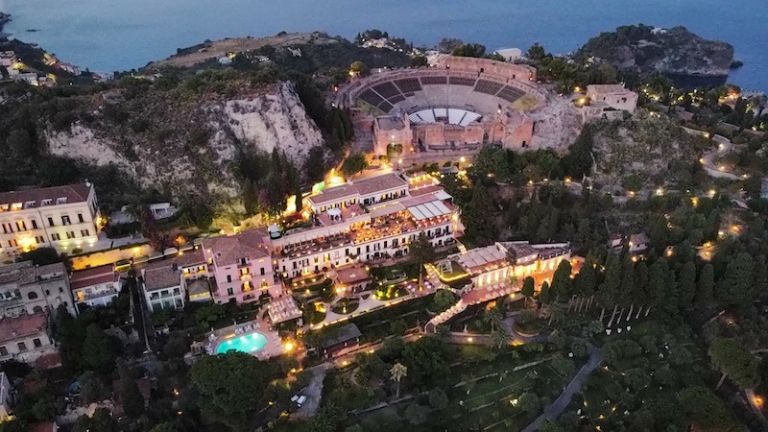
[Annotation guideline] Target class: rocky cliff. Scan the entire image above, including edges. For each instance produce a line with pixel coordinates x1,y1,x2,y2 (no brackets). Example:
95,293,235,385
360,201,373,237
45,81,324,199
579,25,734,77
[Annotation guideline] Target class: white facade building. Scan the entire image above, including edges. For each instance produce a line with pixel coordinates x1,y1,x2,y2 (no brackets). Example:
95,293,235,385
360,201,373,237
70,264,121,308
142,266,185,312
0,261,77,317
0,183,101,258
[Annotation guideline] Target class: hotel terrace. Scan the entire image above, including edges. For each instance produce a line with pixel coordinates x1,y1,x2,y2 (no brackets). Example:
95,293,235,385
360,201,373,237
202,171,463,304
434,241,572,289
274,171,462,279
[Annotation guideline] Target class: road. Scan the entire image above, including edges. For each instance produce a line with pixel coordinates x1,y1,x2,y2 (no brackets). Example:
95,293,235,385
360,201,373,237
522,343,603,432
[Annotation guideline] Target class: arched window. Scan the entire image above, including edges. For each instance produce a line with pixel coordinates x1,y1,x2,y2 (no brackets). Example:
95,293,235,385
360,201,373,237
27,292,39,300
32,306,43,314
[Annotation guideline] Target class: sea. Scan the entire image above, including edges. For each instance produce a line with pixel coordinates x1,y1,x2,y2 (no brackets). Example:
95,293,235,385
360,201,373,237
1,0,766,92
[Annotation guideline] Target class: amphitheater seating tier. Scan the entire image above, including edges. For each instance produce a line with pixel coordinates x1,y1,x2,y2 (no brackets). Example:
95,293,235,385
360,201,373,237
373,82,401,98
420,76,448,85
474,79,504,95
394,78,422,93
449,76,476,86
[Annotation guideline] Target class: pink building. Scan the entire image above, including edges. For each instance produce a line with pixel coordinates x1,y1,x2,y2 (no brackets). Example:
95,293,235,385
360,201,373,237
202,230,282,304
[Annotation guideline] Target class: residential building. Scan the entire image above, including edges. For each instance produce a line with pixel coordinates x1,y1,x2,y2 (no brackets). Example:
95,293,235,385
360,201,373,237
69,264,121,308
0,312,56,363
203,230,280,304
0,261,77,317
0,183,101,257
141,266,184,312
148,202,178,220
0,372,11,422
176,249,211,302
581,84,638,122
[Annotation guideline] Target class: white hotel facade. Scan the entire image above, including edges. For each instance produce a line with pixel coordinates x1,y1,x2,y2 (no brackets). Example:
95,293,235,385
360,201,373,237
0,183,102,257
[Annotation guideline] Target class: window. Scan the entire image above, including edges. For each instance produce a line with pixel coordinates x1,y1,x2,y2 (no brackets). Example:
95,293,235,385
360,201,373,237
80,229,90,237
62,215,71,225
58,287,63,293
51,233,60,241
226,287,234,296
66,232,74,239
260,267,265,276
77,213,84,223
27,292,38,300
1,224,7,234
17,342,27,352
45,289,50,296
32,306,43,313
226,275,232,283
47,217,54,227
41,199,52,206
7,240,16,248
0,346,6,356
31,219,38,229
15,220,26,231
32,338,42,348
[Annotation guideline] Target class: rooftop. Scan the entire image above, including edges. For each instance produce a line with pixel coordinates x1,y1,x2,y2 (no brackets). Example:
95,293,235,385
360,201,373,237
0,261,67,287
203,229,271,267
0,312,47,344
455,244,509,274
587,84,633,95
0,183,92,211
320,323,362,348
143,266,181,292
376,115,406,131
353,173,408,196
334,264,371,285
70,264,119,290
267,296,302,324
309,173,408,206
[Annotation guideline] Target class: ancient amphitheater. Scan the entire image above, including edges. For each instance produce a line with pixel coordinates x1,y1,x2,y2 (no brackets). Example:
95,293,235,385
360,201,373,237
337,55,557,164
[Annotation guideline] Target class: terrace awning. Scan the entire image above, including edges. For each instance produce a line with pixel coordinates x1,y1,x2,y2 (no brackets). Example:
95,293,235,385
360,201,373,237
407,200,451,221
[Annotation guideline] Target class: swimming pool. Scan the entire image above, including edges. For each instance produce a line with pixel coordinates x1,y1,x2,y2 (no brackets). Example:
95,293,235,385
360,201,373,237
215,332,269,355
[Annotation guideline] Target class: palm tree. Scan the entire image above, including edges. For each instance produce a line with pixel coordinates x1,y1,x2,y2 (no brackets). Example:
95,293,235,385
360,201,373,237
390,362,408,399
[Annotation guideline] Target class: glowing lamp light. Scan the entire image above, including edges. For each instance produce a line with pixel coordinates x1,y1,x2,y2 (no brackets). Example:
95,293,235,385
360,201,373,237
283,340,296,353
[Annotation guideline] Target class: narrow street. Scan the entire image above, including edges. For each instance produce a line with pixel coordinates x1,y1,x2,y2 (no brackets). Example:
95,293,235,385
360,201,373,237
128,273,153,353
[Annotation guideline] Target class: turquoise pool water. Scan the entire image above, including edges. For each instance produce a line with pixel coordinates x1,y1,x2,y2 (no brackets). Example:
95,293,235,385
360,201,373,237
215,332,268,355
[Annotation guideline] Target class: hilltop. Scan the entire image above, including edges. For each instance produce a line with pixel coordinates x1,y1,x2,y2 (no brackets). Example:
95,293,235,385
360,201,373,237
579,24,735,78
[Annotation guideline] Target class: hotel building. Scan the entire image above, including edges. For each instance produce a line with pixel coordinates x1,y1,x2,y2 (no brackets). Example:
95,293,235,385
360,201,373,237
203,171,463,304
0,183,101,257
435,241,572,289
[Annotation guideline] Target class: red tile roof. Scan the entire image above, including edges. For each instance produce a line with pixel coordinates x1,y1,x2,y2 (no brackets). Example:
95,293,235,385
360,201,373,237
0,183,91,210
203,229,271,267
0,312,48,343
70,264,119,290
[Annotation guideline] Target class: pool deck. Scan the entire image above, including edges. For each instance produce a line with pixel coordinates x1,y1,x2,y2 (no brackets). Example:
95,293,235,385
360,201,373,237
208,318,285,360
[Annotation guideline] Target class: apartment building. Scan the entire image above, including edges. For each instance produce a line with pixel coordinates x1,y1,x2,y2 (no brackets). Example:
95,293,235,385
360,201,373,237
0,261,77,317
142,266,185,312
0,183,101,257
202,230,280,304
70,264,121,308
0,312,56,364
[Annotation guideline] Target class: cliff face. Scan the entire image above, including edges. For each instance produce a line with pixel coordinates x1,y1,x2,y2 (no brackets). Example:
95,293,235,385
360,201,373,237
45,81,324,199
580,25,734,77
